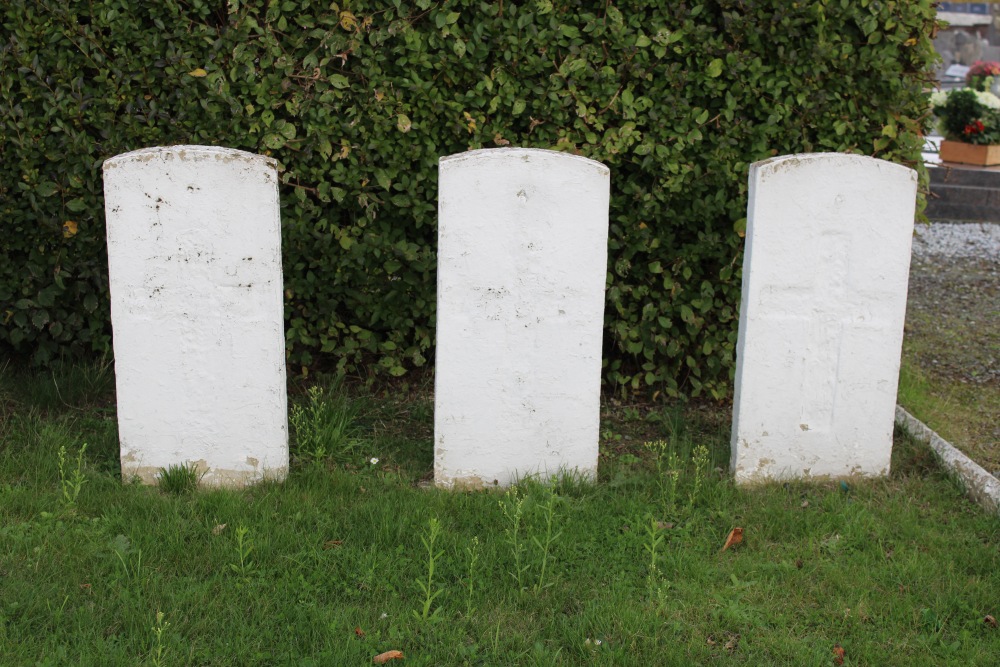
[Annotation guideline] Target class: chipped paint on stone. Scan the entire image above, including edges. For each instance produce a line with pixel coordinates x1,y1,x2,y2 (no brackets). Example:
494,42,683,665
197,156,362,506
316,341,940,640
104,145,288,488
731,153,917,483
434,148,609,488
124,461,288,488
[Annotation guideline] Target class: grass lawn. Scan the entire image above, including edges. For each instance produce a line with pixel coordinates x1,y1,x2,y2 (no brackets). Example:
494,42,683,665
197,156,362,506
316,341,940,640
897,357,1000,476
1,362,998,665
898,244,999,476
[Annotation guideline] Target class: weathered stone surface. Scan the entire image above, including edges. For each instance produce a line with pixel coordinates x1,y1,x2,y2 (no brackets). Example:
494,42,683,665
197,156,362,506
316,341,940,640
731,153,917,483
434,148,610,488
104,146,288,487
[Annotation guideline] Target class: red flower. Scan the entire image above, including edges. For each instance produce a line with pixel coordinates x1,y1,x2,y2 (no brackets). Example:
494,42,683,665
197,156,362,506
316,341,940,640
964,120,986,136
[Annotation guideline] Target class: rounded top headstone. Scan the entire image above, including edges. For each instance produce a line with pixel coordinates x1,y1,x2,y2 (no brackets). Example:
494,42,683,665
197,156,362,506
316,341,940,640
751,152,916,185
103,145,277,173
439,147,609,176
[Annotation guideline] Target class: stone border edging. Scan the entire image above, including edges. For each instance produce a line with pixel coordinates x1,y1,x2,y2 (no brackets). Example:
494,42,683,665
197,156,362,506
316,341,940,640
895,405,1000,514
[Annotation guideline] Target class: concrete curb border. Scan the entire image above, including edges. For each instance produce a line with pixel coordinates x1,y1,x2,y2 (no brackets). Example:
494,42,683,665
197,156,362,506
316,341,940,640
895,405,1000,515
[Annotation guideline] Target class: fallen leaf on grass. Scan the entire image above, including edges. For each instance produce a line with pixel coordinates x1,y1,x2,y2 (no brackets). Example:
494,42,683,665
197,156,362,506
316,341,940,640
212,524,227,535
655,521,674,530
355,626,365,637
373,650,404,664
985,615,998,628
800,500,809,508
324,539,344,549
833,643,845,665
724,634,739,653
721,527,744,552
79,583,92,593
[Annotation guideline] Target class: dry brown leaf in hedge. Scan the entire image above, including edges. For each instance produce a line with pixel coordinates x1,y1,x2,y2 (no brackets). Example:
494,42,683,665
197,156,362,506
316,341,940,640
721,527,744,552
373,650,404,664
339,11,357,31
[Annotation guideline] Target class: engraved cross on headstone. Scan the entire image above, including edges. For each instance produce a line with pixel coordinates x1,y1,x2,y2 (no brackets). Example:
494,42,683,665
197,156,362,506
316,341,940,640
731,153,917,482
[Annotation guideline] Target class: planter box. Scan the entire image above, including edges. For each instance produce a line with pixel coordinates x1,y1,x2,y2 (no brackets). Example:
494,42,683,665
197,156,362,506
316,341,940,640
939,140,1000,166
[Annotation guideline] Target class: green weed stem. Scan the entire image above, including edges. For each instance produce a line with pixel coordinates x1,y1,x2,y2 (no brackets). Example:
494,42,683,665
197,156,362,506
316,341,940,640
413,517,445,621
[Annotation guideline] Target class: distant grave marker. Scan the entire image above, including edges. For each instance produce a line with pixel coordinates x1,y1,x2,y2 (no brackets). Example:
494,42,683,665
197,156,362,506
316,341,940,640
103,146,288,487
731,153,917,482
434,148,610,488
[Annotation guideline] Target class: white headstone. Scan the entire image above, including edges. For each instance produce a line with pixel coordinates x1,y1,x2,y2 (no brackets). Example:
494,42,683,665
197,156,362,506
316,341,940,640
435,148,610,488
103,146,288,487
731,153,917,483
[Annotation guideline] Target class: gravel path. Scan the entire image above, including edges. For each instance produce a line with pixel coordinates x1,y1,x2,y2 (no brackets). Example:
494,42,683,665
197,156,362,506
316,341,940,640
908,221,999,387
912,222,1000,262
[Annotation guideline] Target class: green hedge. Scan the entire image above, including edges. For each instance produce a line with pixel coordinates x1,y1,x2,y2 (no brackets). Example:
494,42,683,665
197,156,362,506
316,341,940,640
0,0,938,398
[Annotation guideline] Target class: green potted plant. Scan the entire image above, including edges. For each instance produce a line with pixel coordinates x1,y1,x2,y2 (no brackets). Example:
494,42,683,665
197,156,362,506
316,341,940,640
930,87,1000,166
